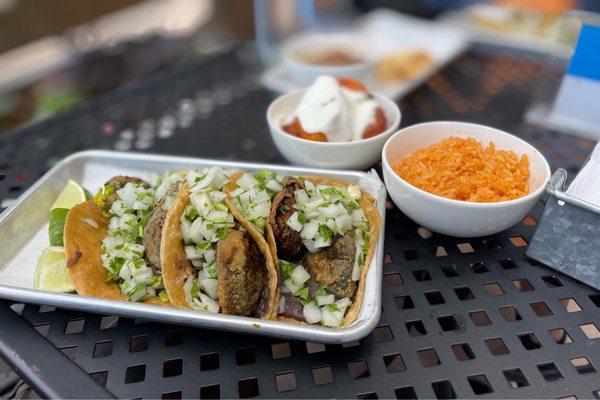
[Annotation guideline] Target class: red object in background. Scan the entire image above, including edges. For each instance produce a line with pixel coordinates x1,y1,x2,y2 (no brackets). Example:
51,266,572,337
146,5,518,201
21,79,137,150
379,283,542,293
362,108,386,139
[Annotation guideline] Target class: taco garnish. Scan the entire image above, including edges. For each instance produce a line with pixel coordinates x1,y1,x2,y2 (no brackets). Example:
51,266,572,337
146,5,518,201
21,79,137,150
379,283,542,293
271,176,380,327
161,167,278,318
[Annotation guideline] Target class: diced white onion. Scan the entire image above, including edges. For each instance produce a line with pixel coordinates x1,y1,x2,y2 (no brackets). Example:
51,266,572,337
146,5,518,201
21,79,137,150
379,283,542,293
207,210,228,223
185,246,203,259
200,220,217,242
300,220,319,240
236,173,256,190
116,183,137,208
200,278,218,299
118,264,132,281
291,265,311,286
319,203,346,218
186,170,200,188
335,215,352,232
102,236,123,251
211,167,229,190
304,180,316,194
190,192,213,217
303,196,325,211
321,307,343,327
336,297,352,309
229,187,245,197
132,200,149,210
210,191,227,201
204,249,216,264
180,219,192,242
191,168,216,192
255,190,270,203
286,211,303,232
314,235,331,249
188,218,205,243
278,296,286,313
347,185,361,200
108,217,119,231
351,209,366,225
317,294,335,306
294,189,309,204
199,293,220,313
266,179,283,192
303,303,322,324
284,278,301,294
302,239,319,253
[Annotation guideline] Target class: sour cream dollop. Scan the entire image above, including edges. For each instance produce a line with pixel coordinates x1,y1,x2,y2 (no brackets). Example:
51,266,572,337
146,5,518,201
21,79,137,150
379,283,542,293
283,76,386,142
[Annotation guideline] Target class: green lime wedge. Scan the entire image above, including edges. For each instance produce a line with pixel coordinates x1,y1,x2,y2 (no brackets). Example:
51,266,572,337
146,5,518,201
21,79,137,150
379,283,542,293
34,246,75,293
50,180,87,210
49,208,69,246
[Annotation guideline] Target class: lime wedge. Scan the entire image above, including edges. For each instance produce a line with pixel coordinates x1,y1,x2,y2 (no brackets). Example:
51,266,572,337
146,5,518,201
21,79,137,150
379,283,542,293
50,180,87,210
49,208,69,246
34,246,75,293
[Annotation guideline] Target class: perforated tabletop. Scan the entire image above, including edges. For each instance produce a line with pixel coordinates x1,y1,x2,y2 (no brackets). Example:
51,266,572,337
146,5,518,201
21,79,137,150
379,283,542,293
0,44,599,399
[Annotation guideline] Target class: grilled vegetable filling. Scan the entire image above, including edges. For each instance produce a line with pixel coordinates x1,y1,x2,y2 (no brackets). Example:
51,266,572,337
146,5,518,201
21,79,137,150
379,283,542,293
180,167,235,312
99,179,167,302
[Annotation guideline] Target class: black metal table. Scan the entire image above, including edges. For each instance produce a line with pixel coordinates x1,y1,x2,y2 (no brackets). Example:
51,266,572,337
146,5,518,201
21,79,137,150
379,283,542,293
0,44,599,400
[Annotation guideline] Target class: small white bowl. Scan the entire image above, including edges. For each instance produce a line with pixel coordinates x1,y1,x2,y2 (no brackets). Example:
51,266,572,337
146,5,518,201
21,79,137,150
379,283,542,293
381,121,551,237
281,33,376,86
267,90,401,170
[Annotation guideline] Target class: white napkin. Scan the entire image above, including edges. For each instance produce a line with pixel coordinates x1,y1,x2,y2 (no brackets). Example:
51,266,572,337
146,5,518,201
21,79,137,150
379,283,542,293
566,141,600,205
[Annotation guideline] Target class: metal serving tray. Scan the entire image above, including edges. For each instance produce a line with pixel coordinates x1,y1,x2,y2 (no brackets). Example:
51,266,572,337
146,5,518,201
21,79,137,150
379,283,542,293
0,150,386,343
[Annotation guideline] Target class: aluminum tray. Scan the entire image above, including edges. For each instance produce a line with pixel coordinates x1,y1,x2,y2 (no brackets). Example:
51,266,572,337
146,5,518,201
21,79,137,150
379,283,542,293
0,150,386,343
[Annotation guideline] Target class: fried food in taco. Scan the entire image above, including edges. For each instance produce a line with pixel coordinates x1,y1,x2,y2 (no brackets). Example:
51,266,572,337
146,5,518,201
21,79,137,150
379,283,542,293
64,174,183,304
160,167,278,318
223,171,381,327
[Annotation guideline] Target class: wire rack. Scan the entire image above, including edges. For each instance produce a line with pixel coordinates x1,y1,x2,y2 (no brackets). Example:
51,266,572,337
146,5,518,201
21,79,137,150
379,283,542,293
0,44,599,399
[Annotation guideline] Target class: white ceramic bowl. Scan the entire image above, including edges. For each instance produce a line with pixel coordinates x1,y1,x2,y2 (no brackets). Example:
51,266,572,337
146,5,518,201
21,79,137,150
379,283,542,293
267,90,401,169
281,34,376,86
382,121,551,237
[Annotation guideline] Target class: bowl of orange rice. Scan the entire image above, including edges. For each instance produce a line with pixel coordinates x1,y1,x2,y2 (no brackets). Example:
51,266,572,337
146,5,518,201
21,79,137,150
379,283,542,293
381,121,551,237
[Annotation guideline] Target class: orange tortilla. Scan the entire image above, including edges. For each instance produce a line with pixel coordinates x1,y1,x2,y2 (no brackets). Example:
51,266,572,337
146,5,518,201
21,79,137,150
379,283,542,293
64,200,169,306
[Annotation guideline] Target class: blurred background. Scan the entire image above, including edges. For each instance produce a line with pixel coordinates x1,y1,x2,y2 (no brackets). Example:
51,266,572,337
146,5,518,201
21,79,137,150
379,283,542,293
0,0,597,132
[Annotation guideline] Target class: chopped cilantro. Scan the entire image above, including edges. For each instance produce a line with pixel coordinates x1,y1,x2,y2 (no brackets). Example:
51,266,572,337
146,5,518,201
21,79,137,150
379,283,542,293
279,260,295,279
191,280,199,300
159,290,169,302
315,286,328,297
206,262,217,279
184,205,199,220
327,303,340,312
150,275,164,289
196,241,211,250
318,225,333,242
294,286,310,300
297,211,307,224
215,226,231,239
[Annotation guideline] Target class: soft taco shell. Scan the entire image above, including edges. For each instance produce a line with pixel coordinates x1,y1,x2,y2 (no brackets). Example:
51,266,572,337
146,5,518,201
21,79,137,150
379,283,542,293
64,200,168,306
272,176,381,327
161,183,279,319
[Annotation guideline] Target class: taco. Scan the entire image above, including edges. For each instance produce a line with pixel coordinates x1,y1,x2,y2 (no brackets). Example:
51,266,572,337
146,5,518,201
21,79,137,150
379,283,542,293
223,171,381,327
160,167,279,319
64,174,183,304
